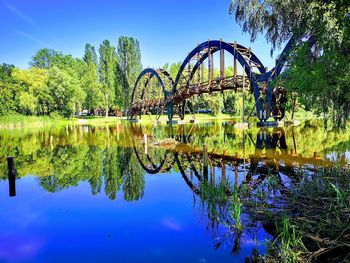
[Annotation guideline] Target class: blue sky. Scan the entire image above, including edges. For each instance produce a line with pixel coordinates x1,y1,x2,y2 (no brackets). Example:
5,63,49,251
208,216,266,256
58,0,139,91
0,0,280,70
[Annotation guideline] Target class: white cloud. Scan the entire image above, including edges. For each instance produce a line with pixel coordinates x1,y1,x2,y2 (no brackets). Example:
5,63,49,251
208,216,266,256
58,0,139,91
3,2,37,26
16,30,53,48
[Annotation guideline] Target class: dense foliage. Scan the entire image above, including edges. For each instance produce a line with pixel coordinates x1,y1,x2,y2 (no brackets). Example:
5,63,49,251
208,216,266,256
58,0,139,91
230,0,350,125
0,36,142,117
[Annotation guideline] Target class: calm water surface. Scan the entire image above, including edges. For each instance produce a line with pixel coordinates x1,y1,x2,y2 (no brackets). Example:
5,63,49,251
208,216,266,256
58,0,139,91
0,120,349,262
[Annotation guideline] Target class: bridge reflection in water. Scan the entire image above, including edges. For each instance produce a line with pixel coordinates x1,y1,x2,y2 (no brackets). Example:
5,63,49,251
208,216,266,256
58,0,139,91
132,123,335,194
130,123,347,258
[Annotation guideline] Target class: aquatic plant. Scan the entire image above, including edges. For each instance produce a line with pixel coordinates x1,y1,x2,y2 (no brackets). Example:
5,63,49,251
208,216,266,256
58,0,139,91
231,187,243,231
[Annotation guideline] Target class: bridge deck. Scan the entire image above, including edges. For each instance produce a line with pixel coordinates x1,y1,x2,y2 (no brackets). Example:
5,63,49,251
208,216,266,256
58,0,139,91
131,75,250,112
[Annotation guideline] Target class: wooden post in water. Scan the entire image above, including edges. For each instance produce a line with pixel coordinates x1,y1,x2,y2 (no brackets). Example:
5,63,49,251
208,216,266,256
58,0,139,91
202,144,208,181
7,157,16,197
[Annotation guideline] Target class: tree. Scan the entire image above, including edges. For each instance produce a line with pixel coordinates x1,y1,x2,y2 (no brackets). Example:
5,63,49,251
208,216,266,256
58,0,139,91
117,36,142,111
83,44,98,67
279,44,350,126
229,0,350,126
30,48,59,68
83,43,103,114
229,0,350,52
48,67,76,117
0,64,18,115
49,54,87,115
99,40,117,116
11,67,50,115
163,61,181,80
0,36,145,118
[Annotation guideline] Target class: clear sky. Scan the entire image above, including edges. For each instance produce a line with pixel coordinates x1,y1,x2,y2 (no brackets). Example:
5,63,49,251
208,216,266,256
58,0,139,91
0,0,280,70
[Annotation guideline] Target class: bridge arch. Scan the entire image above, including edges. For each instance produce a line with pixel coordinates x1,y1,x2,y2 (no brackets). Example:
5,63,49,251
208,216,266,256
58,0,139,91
129,68,174,120
129,38,309,122
173,40,266,92
164,40,267,120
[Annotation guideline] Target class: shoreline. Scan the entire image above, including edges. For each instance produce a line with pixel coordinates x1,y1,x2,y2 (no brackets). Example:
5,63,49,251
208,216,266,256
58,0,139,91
0,112,318,130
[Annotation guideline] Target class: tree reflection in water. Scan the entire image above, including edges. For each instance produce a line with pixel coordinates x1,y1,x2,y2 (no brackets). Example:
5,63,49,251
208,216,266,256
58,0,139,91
1,121,349,260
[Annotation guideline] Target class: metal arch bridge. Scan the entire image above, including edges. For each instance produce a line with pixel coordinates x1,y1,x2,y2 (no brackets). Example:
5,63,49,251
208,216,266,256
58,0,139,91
128,37,302,122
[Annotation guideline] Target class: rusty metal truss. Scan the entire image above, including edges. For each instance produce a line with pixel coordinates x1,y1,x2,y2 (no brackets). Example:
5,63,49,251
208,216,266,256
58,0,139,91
129,38,313,122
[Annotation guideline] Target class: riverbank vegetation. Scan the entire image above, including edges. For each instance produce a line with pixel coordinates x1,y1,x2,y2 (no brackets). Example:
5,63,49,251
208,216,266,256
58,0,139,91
190,145,350,261
0,36,142,118
240,165,350,262
230,0,350,127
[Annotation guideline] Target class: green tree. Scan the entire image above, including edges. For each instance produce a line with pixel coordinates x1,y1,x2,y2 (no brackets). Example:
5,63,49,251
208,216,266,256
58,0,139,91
229,0,350,125
12,67,50,115
99,40,117,116
50,54,87,115
83,43,98,67
163,61,182,83
30,48,59,68
117,36,142,111
0,64,18,115
48,67,76,117
229,0,350,52
83,43,103,114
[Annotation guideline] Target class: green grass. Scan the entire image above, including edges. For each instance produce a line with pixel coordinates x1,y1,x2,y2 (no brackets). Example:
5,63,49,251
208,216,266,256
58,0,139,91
231,187,243,231
0,114,124,129
0,114,72,129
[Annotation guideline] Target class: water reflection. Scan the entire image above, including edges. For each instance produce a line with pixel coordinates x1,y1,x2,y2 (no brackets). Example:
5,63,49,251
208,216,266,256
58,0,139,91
132,124,343,194
0,121,350,261
130,123,350,258
1,121,349,201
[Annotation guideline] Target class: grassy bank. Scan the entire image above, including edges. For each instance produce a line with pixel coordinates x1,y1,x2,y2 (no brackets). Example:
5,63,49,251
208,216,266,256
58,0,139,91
0,110,320,129
0,114,74,129
0,113,236,129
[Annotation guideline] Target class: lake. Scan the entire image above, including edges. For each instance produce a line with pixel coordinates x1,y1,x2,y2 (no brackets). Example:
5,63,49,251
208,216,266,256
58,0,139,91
1,120,349,262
